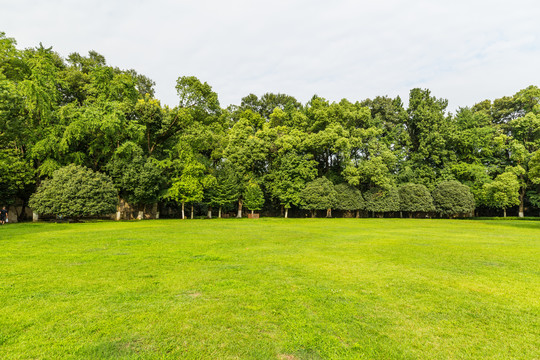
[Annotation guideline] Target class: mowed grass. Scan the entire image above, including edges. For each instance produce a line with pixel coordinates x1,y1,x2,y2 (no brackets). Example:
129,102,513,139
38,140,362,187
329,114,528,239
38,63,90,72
0,219,538,359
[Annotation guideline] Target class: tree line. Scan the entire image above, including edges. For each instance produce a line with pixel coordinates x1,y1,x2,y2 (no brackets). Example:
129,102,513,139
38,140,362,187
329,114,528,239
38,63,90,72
1,32,539,220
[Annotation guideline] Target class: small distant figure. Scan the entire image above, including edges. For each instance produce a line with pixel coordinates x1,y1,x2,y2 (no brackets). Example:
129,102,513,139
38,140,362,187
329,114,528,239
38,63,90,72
0,206,8,225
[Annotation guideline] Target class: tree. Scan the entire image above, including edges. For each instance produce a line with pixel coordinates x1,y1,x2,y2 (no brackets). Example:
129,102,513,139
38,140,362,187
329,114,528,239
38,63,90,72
166,157,215,219
398,183,435,217
432,181,475,217
105,142,165,212
299,177,338,217
207,162,240,218
240,92,302,123
482,171,520,217
0,150,36,210
224,115,268,217
489,86,540,217
266,151,317,218
404,88,453,188
334,183,364,217
530,150,540,185
29,164,117,219
243,182,265,215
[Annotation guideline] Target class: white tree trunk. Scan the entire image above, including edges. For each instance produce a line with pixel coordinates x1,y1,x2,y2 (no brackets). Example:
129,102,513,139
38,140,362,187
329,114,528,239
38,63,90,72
181,202,185,219
218,206,222,218
285,208,288,218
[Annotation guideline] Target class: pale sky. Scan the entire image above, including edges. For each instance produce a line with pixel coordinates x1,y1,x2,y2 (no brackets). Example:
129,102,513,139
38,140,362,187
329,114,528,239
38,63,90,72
2,0,540,112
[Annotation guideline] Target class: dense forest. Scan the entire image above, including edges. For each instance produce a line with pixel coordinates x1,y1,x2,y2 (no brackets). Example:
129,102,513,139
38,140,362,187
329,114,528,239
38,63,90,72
1,32,539,220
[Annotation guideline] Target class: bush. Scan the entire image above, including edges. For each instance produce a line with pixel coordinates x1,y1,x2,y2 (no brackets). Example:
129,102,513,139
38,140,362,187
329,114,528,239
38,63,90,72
364,187,400,215
29,164,118,219
398,183,435,215
300,177,338,217
432,180,475,217
334,183,364,215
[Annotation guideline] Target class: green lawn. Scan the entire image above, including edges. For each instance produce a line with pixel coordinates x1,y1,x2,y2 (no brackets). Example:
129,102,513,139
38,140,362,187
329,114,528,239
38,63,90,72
0,219,538,359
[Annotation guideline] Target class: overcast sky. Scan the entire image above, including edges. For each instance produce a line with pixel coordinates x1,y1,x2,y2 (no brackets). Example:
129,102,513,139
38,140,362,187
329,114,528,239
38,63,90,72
2,0,540,112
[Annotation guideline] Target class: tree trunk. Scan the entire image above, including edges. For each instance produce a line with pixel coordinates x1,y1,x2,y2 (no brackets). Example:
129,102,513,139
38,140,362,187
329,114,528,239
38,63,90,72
409,213,413,219
208,206,212,219
191,205,194,219
218,206,222,218
251,209,254,215
519,187,525,217
311,209,316,218
503,208,507,218
356,210,360,218
18,200,27,221
285,208,289,218
181,202,185,220
400,211,403,218
326,208,332,218
237,199,243,218
280,205,284,217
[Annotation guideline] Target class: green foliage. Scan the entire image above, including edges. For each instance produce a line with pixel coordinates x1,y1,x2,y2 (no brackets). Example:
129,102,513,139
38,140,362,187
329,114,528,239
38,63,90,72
2,33,540,217
432,181,475,216
176,76,220,118
482,172,521,211
207,162,240,209
243,182,265,212
29,164,117,218
105,142,165,205
363,187,400,213
166,157,215,206
0,150,35,205
529,150,540,184
334,183,364,211
299,177,338,211
266,152,317,209
398,183,435,213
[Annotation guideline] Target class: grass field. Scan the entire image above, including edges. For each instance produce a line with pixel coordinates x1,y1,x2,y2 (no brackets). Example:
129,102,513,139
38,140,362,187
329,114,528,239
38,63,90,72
0,218,538,359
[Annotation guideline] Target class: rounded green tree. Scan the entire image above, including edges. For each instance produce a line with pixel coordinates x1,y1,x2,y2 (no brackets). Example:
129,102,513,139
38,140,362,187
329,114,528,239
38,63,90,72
29,164,118,220
364,187,400,217
432,180,475,217
334,183,364,217
300,177,338,218
398,183,435,217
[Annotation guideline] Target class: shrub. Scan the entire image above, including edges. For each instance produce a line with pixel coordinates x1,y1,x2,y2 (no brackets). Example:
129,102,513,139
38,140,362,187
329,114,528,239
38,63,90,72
29,164,117,219
334,183,364,216
300,177,338,217
364,187,400,215
398,183,435,215
432,180,475,217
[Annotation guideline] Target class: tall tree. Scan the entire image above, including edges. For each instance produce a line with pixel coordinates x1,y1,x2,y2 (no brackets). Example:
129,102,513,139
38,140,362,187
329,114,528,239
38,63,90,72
266,151,317,218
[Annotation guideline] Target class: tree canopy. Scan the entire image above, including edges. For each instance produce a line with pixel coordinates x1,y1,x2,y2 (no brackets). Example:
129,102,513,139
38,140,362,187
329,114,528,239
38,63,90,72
2,32,540,219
